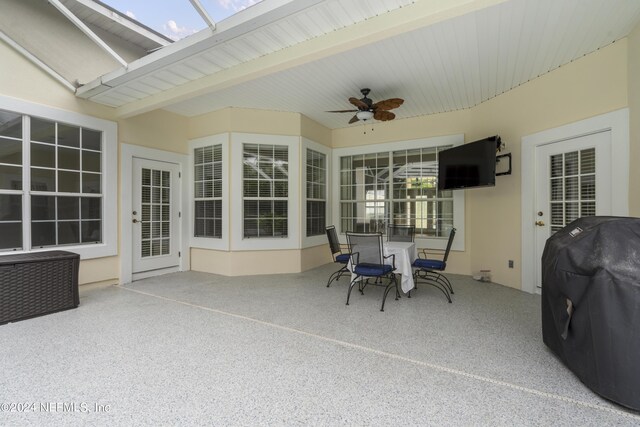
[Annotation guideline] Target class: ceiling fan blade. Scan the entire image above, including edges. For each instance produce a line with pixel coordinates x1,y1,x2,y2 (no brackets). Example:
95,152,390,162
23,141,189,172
372,98,404,111
349,97,369,109
326,109,359,113
374,110,395,121
348,114,360,124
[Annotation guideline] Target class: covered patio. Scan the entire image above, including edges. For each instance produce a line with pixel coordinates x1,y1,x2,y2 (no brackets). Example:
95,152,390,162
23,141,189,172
1,269,638,425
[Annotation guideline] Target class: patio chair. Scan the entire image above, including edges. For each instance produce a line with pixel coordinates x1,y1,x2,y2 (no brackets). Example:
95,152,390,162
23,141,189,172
387,224,415,242
325,225,350,287
411,228,456,303
346,232,398,311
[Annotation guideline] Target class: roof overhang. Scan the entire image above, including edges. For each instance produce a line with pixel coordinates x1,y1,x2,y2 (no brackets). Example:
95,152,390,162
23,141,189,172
76,0,509,119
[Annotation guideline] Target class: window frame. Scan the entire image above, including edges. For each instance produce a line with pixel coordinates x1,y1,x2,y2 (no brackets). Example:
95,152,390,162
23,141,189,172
302,138,331,248
189,133,229,251
0,95,117,260
332,134,465,251
0,109,24,251
230,133,299,251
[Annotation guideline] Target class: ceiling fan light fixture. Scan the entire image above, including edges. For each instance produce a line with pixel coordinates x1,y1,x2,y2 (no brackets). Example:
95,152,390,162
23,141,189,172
356,110,374,121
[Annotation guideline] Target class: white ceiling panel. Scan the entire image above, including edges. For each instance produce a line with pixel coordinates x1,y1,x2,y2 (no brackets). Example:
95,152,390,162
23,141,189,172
79,0,640,129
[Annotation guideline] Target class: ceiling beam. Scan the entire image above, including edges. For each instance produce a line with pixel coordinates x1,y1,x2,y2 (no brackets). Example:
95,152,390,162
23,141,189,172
69,0,171,47
48,0,128,67
189,0,216,30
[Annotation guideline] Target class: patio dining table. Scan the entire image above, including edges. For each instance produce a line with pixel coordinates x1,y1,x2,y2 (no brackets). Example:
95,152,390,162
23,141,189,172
383,241,417,293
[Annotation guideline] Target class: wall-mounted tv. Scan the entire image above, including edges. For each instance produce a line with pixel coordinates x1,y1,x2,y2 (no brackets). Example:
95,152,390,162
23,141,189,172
437,136,499,190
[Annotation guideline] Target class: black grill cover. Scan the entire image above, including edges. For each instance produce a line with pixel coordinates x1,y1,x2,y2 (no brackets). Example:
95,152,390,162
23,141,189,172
541,216,640,410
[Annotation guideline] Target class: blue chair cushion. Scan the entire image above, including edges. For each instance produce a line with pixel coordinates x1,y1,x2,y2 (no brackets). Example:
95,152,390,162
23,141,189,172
335,253,351,264
354,263,394,277
413,259,446,270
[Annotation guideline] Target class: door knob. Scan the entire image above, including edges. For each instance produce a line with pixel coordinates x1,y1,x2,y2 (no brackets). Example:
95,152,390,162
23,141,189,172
132,219,139,224
535,220,545,226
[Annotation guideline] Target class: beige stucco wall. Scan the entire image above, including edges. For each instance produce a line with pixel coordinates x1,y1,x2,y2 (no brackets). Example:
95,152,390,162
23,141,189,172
332,40,629,289
1,0,143,87
628,23,640,217
189,107,304,139
189,108,332,143
301,244,333,271
191,245,332,276
301,114,332,147
191,248,302,276
0,40,115,120
332,109,473,148
119,109,189,154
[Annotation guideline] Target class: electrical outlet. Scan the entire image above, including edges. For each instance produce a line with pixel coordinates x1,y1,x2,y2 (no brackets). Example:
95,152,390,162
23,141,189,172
508,260,514,268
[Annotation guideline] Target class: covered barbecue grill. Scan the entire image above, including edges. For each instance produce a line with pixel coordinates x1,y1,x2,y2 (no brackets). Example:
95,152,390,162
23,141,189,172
541,216,640,410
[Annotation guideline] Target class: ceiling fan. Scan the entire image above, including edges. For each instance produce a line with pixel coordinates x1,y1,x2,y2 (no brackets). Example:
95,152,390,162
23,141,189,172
327,88,404,124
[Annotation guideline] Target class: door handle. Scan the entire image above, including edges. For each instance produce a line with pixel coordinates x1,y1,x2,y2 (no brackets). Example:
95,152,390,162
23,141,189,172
535,220,545,226
132,219,139,224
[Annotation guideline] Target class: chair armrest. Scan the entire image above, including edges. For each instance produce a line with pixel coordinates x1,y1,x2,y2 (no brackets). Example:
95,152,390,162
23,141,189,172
349,252,360,265
383,253,396,269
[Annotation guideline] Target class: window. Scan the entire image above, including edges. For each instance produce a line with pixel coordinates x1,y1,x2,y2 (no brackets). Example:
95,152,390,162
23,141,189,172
189,134,228,251
194,144,222,238
339,148,453,237
0,113,102,250
0,110,23,251
340,152,389,234
141,168,171,257
391,147,453,237
334,135,464,249
549,148,596,234
242,143,288,238
29,118,102,248
0,95,117,259
306,148,326,237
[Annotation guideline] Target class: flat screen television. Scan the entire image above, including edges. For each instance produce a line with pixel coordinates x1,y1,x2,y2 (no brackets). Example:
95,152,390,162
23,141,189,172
437,136,498,190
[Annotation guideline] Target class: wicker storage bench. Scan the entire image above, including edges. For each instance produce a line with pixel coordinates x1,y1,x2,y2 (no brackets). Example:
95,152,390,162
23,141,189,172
0,251,80,325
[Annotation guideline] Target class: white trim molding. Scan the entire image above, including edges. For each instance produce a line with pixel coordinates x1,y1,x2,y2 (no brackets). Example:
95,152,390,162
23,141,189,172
521,108,629,294
120,144,190,284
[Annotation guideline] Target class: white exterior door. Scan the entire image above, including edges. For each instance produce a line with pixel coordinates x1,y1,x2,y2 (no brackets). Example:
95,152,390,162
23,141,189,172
132,158,181,278
533,131,611,292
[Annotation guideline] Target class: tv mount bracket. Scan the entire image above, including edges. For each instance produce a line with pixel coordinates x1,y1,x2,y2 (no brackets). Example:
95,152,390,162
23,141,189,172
496,153,512,176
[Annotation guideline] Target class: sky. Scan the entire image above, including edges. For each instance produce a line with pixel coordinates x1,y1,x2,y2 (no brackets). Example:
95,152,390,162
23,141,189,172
101,0,263,41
